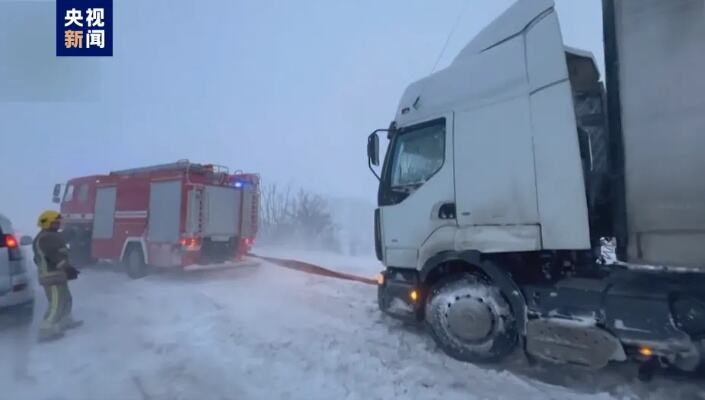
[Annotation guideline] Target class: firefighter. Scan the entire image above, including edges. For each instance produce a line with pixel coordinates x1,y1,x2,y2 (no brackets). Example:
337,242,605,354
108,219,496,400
33,210,82,342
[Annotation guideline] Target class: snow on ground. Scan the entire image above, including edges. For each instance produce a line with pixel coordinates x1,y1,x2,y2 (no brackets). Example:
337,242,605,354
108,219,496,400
1,247,703,400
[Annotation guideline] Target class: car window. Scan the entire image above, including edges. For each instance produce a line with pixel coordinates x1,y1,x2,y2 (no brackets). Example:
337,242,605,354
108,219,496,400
0,216,13,234
78,183,90,203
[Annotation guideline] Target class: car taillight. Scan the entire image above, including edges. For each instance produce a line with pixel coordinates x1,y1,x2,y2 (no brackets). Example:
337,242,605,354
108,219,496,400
3,234,22,261
4,234,18,249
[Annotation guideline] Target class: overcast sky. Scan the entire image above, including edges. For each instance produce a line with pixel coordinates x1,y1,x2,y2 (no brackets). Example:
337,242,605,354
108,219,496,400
0,0,603,233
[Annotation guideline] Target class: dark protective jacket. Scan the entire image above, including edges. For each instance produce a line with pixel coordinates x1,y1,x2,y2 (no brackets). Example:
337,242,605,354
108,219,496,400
33,230,72,286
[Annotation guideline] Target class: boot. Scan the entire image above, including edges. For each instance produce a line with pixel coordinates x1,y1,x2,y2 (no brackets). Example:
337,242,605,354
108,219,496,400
37,325,64,342
59,317,84,331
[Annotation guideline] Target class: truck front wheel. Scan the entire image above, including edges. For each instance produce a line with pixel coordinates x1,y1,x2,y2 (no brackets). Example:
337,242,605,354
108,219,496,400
125,246,147,279
425,273,518,363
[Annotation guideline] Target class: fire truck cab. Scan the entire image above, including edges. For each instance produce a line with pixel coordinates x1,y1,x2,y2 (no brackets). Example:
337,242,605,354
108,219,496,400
53,160,259,278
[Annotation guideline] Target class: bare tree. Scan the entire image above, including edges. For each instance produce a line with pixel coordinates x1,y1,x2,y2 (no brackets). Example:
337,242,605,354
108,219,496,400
292,190,332,236
258,183,340,251
259,183,292,242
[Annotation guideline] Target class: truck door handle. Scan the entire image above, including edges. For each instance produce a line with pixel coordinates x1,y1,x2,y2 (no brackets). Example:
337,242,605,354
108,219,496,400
438,203,456,219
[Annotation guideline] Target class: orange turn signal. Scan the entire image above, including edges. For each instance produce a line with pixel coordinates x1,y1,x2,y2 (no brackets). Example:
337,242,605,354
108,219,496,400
638,346,653,357
410,289,419,302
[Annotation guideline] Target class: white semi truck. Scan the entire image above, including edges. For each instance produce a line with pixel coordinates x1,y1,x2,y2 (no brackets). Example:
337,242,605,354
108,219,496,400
367,0,705,375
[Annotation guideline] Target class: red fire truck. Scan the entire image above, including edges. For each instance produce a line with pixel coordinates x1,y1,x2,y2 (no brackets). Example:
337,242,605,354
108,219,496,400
52,160,259,278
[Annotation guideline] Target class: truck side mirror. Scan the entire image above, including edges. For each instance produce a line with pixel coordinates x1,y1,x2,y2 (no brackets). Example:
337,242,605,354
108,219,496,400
52,183,62,204
367,132,380,166
20,235,33,246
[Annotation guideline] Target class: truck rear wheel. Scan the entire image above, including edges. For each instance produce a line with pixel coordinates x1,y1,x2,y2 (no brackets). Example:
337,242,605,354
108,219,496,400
125,246,147,279
425,273,518,363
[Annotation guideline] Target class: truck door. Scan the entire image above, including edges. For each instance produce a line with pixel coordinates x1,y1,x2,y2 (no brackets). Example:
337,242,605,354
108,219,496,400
379,116,455,268
148,180,182,243
185,188,203,236
92,186,117,256
202,186,241,239
148,180,182,266
239,185,258,239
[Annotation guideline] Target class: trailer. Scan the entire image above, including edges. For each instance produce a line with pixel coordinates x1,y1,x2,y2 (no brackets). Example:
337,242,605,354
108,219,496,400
54,160,259,278
367,0,705,376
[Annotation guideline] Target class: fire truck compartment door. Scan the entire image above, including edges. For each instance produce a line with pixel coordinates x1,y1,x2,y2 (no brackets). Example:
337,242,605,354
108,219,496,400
240,187,256,238
203,186,241,237
92,187,116,239
148,180,182,243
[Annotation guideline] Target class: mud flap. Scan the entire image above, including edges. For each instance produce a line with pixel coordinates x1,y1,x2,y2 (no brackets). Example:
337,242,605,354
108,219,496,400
377,270,420,322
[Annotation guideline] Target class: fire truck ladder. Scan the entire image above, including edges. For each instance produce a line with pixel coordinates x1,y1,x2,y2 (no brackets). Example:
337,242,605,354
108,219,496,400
111,160,231,185
110,160,200,175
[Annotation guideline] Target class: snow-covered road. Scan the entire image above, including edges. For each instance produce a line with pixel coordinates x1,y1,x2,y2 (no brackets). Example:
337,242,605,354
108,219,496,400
1,248,702,400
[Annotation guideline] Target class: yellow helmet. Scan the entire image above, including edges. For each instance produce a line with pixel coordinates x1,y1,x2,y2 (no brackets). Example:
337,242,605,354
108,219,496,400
37,210,62,229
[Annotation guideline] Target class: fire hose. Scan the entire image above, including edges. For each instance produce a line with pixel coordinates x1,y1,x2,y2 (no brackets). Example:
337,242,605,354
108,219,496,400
248,253,377,286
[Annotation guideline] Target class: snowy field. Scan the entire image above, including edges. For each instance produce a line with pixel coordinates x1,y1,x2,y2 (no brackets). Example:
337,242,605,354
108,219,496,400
1,247,703,400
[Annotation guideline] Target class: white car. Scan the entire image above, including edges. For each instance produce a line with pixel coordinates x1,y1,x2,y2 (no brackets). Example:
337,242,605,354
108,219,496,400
0,213,34,322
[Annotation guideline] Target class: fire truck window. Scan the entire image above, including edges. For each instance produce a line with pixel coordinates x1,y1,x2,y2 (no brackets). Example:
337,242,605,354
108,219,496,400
63,184,75,202
78,184,89,203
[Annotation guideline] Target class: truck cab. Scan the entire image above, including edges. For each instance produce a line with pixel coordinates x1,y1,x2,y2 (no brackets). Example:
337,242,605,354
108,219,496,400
368,0,705,374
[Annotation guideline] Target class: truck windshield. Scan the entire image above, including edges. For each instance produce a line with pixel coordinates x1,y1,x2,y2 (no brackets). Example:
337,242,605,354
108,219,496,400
388,119,445,190
63,184,75,202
